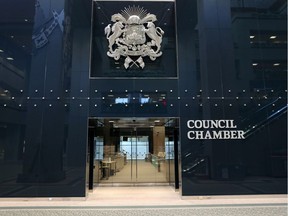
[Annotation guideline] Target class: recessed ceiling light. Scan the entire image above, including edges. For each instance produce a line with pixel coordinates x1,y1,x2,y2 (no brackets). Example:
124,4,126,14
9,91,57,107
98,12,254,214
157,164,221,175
6,57,14,61
24,19,28,22
0,49,3,52
270,36,277,39
252,63,258,66
273,63,280,66
10,35,14,38
250,35,255,39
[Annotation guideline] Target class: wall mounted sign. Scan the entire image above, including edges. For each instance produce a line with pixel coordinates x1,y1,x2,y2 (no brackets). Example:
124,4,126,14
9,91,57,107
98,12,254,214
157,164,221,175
104,6,164,69
187,120,245,140
91,1,176,78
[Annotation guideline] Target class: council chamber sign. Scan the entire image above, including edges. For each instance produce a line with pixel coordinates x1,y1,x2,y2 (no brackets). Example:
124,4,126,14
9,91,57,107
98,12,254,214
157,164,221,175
187,120,245,140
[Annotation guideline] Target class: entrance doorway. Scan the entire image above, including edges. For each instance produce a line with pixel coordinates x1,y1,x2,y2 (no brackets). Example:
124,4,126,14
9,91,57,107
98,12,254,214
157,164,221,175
88,118,179,188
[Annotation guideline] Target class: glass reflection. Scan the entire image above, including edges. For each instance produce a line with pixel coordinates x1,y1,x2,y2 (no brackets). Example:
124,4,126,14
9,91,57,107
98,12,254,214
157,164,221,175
180,0,287,195
0,0,286,198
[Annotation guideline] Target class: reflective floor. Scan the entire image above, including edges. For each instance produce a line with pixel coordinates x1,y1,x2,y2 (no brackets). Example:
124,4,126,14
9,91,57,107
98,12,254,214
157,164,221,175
98,160,167,184
0,186,286,207
0,187,287,216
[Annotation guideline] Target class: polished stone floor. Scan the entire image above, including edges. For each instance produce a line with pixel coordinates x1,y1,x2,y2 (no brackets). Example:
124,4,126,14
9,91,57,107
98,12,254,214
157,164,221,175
98,160,167,184
0,186,287,216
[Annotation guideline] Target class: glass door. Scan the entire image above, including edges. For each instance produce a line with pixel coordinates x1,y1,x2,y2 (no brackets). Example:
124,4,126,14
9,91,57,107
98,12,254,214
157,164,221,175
119,132,165,183
89,118,178,186
120,133,147,182
103,126,167,184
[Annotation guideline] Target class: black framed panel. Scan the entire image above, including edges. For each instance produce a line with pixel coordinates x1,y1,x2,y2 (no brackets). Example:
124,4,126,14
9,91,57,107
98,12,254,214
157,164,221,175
90,1,177,78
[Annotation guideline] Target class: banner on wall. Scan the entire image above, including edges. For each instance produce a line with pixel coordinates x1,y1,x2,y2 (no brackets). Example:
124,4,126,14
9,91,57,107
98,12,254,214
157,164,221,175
32,7,64,49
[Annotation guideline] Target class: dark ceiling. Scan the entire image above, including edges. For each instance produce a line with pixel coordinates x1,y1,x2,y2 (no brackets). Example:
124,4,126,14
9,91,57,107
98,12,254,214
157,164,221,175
0,0,35,23
0,0,286,64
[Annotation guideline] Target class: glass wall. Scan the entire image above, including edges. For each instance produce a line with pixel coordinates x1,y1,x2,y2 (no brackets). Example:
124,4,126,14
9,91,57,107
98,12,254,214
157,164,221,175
177,0,287,195
0,0,286,197
0,0,90,197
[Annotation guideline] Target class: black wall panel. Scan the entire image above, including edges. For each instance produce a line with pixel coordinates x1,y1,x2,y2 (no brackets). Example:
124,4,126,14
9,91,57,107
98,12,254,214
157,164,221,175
0,0,286,197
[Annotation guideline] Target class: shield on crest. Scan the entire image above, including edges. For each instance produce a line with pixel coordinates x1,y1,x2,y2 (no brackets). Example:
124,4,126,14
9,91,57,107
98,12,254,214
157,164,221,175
125,25,146,45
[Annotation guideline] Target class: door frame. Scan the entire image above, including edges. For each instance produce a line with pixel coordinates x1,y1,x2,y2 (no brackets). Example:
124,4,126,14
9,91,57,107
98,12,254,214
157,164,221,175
87,117,180,189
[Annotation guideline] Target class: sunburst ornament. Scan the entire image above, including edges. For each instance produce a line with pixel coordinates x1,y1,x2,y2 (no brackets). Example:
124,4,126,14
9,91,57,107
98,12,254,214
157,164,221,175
120,5,148,21
104,6,164,69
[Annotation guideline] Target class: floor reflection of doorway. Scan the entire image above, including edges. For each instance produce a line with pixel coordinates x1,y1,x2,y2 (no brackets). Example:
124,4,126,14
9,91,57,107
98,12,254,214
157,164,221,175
88,118,179,188
99,160,167,184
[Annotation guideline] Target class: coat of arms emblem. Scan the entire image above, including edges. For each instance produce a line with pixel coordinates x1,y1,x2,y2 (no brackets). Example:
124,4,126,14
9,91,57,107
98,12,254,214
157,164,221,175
104,6,164,69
